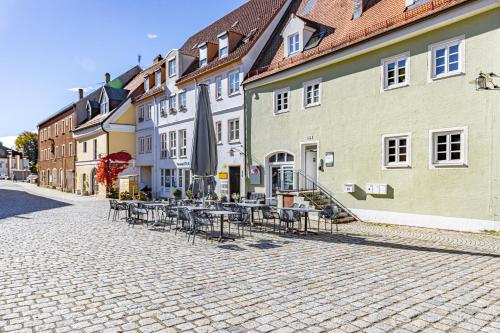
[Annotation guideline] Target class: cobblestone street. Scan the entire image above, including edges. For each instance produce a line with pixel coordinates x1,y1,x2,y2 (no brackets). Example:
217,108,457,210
0,181,499,333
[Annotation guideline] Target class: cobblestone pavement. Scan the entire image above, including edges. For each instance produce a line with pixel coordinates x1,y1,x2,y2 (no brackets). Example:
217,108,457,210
1,181,499,333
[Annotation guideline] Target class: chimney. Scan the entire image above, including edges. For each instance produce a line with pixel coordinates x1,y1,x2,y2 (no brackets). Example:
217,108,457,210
405,0,415,7
104,73,111,84
78,88,84,100
153,54,163,64
352,0,365,19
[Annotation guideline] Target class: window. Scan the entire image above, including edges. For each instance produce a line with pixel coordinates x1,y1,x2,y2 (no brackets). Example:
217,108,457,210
382,52,409,90
430,127,467,167
101,93,109,114
69,143,73,157
274,88,290,114
155,70,161,87
219,33,228,58
147,104,153,120
382,134,411,168
93,139,98,160
160,169,177,189
83,142,87,153
160,99,167,116
69,116,73,130
200,58,208,67
61,120,66,134
160,133,168,159
179,92,187,110
303,78,321,107
179,130,187,157
169,95,177,110
288,32,300,55
55,123,59,136
429,36,465,79
146,136,152,153
228,71,240,95
168,58,176,77
61,144,65,157
138,106,145,122
228,119,240,142
199,44,208,67
138,137,145,154
215,121,222,144
215,76,223,99
144,76,150,91
169,131,177,158
55,146,58,159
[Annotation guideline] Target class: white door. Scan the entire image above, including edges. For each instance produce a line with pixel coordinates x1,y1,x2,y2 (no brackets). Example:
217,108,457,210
304,146,317,190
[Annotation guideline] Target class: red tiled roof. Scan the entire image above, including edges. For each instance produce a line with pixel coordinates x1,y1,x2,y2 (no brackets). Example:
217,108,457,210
176,0,289,85
245,0,473,83
130,60,167,103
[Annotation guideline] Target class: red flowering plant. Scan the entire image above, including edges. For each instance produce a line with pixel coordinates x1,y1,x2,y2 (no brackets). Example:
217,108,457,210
96,152,132,196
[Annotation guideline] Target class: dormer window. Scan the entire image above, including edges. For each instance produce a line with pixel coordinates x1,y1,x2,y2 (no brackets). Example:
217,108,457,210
219,33,228,58
155,70,161,87
288,33,300,55
101,93,109,114
199,44,208,67
144,76,150,92
168,58,176,77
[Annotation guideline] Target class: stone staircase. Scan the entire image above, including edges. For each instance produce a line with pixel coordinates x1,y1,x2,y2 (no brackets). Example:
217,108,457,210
297,191,357,223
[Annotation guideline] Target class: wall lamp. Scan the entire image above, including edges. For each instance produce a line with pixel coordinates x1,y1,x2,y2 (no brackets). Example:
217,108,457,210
471,72,500,90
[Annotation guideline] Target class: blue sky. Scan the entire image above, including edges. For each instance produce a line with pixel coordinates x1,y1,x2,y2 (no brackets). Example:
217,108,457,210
0,0,246,146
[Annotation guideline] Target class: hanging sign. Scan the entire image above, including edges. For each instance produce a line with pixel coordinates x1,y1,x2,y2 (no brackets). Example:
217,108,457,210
218,172,228,180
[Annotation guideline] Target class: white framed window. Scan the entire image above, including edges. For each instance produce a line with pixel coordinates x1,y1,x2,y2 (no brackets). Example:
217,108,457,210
382,52,410,90
69,116,73,130
101,93,109,114
160,169,175,189
138,137,145,154
169,131,177,158
160,99,167,116
83,142,87,153
147,104,153,120
155,70,161,87
179,130,187,158
228,70,240,96
219,33,228,58
274,88,290,115
429,35,465,80
61,120,66,134
303,78,321,108
382,133,411,169
138,106,145,122
168,58,176,77
215,121,222,144
215,76,223,99
429,127,467,168
288,32,300,56
61,144,65,157
55,146,58,159
68,142,73,157
228,118,240,143
199,44,208,67
144,76,150,91
169,95,177,111
146,135,152,153
179,92,187,110
160,133,168,159
55,123,59,136
93,139,98,160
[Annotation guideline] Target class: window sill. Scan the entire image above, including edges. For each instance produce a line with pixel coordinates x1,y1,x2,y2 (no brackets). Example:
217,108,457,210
304,103,321,109
215,97,223,101
228,92,241,97
431,162,468,169
273,110,289,116
383,164,411,169
430,71,465,81
229,140,241,145
382,83,409,91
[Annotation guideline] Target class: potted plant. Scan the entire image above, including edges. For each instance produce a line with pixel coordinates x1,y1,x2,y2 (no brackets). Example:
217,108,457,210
185,190,191,199
231,193,241,202
208,193,218,201
173,188,182,199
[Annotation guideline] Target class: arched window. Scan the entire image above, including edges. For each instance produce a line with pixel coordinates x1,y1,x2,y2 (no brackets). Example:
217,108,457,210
266,152,295,198
52,168,57,186
268,152,294,163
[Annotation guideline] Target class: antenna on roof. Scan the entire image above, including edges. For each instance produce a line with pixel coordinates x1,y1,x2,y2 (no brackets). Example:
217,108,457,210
138,54,142,66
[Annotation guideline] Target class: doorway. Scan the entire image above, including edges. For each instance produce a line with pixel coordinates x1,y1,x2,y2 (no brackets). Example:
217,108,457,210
90,168,98,195
228,166,241,201
304,145,318,190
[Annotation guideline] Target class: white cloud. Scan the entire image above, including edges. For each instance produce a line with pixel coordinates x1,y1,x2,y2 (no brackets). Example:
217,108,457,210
0,136,17,149
147,33,158,39
67,86,95,93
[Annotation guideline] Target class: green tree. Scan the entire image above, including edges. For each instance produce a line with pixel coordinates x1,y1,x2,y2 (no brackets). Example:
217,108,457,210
15,131,38,173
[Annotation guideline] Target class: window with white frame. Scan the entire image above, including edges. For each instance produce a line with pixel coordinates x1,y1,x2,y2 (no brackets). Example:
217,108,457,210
61,120,65,134
215,76,223,99
382,52,409,90
179,92,187,110
288,32,300,56
61,144,65,157
160,169,176,189
228,119,240,142
382,134,411,168
160,99,167,116
219,33,228,58
146,135,152,153
303,79,321,107
144,76,150,91
199,44,208,67
83,142,87,153
155,70,161,87
168,58,176,77
147,105,153,120
169,131,177,158
228,71,240,95
169,95,177,110
274,88,290,114
55,146,58,159
215,121,222,144
55,123,59,136
160,133,168,159
137,106,144,122
101,93,109,114
430,127,467,167
429,36,465,79
69,116,73,130
68,142,73,157
138,137,145,154
179,129,187,157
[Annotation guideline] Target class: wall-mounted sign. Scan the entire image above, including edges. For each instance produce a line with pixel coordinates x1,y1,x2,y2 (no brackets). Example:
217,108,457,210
176,160,191,168
325,152,334,167
306,135,314,141
249,165,261,185
218,172,228,180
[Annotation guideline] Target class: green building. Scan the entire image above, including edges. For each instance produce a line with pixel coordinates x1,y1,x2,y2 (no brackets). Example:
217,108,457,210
244,0,500,232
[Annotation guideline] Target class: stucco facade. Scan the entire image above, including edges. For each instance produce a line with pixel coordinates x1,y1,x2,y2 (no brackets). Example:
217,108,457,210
246,7,500,231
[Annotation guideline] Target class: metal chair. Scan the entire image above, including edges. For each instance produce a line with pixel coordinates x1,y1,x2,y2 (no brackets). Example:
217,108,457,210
176,207,191,234
229,207,252,238
188,211,215,244
262,205,280,231
127,203,148,225
159,205,177,230
279,209,302,234
318,205,339,233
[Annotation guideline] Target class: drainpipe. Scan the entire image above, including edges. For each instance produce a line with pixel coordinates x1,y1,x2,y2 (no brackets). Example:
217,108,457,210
153,95,159,199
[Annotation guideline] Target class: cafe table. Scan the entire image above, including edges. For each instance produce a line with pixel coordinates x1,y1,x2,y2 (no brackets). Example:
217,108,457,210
207,210,240,242
142,202,166,227
277,207,321,235
236,202,267,225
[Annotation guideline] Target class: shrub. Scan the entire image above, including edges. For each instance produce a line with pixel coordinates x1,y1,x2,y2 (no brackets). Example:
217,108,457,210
119,191,133,200
173,188,182,198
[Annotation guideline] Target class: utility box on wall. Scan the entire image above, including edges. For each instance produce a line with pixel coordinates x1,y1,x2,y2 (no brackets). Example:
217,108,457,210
249,165,262,185
366,183,388,195
344,183,355,193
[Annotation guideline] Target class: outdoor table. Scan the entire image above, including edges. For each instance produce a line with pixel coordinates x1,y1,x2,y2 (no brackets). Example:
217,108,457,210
278,207,321,235
236,202,267,225
174,206,209,230
207,210,239,242
142,203,166,227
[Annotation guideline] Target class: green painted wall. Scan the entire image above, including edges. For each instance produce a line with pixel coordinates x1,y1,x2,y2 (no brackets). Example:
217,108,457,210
246,9,500,223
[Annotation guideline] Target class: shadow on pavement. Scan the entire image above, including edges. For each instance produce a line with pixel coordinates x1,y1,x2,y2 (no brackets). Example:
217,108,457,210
0,188,71,220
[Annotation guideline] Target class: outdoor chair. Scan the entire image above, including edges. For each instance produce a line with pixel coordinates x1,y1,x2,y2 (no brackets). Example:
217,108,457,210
176,207,191,235
127,203,148,226
112,202,129,221
138,203,155,224
318,205,340,233
229,207,252,238
279,209,302,234
187,211,215,244
159,205,177,230
108,199,117,221
262,205,280,231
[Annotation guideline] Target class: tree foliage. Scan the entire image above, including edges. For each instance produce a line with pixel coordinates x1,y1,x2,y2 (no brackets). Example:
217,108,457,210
15,131,38,173
96,152,132,194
